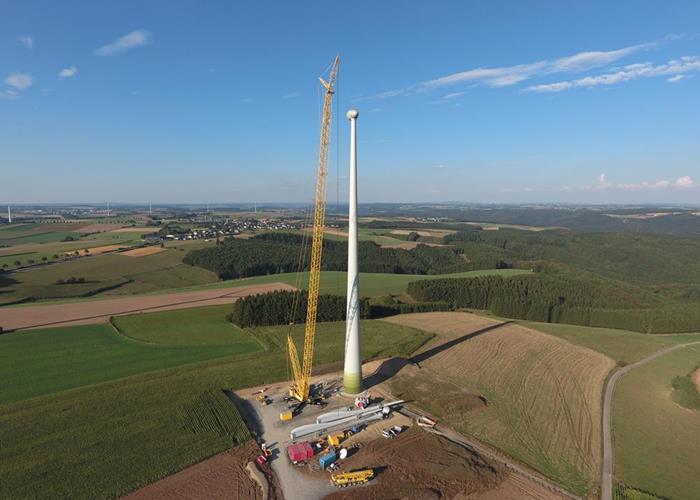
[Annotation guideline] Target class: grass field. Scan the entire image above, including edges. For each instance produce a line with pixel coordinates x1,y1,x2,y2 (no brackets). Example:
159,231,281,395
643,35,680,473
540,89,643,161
112,305,260,346
145,268,533,298
385,312,616,496
0,248,218,305
0,315,430,498
613,343,700,500
0,268,529,310
512,320,700,364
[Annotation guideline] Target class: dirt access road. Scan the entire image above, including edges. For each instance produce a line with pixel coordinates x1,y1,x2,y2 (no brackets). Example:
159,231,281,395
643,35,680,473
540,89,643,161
600,339,700,500
0,282,294,330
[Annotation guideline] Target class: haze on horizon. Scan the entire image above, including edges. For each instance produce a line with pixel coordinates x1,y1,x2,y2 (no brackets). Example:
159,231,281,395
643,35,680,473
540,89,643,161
1,1,699,205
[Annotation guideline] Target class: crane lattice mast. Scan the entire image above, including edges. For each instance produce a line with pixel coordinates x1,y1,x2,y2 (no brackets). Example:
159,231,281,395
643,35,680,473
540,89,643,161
287,56,339,402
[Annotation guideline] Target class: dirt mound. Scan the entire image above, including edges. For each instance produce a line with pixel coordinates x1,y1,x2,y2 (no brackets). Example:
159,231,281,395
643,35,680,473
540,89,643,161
121,246,166,257
324,428,504,500
122,440,281,500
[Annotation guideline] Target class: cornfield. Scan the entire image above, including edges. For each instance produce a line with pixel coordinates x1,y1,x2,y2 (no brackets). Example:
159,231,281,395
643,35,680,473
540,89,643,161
179,390,250,443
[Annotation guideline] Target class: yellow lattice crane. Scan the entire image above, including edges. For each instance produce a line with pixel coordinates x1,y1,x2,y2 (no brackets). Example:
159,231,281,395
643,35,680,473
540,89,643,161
286,56,339,407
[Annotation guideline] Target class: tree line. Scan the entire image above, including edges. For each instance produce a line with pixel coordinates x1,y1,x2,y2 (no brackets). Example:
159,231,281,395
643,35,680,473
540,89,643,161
183,232,474,280
407,274,700,333
228,289,451,328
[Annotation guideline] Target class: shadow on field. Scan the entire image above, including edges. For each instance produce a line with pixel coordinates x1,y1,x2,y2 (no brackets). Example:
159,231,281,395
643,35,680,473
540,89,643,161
363,321,511,389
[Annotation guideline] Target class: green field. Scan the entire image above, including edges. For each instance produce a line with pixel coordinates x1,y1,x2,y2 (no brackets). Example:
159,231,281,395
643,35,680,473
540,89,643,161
0,315,431,498
0,268,529,309
113,305,260,346
147,268,533,298
514,320,700,364
613,343,700,500
0,248,218,305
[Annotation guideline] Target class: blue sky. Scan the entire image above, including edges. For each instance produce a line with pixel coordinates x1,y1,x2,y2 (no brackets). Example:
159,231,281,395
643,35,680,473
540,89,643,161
1,1,699,204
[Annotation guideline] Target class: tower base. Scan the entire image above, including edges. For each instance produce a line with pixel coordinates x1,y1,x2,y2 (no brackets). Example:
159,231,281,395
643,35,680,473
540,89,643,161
343,371,363,395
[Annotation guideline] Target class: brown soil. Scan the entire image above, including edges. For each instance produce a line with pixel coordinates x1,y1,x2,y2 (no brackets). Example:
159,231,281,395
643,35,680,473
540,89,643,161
121,246,166,257
72,223,127,233
466,473,566,499
390,229,456,237
0,282,295,330
323,427,505,500
64,244,126,256
109,227,156,233
692,367,700,393
122,440,282,500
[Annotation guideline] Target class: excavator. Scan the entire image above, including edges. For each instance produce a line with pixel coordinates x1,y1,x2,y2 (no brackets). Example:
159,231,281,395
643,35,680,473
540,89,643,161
280,56,339,422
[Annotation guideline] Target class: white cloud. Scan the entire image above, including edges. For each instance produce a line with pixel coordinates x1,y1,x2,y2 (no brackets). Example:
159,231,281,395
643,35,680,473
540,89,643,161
5,72,33,91
58,66,78,79
443,92,465,99
432,164,446,170
282,91,301,99
675,176,695,187
597,173,611,189
94,30,150,56
526,56,700,92
667,74,686,83
364,40,656,99
17,35,34,49
0,89,19,100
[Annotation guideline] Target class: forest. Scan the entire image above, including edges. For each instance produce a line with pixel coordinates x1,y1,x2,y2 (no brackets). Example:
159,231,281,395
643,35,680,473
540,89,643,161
183,232,475,279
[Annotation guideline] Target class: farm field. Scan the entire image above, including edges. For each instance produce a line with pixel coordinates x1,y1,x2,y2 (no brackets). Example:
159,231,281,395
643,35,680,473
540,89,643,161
0,282,293,330
0,317,430,499
142,268,533,298
385,312,616,496
613,344,700,500
510,319,700,364
0,248,218,305
112,304,260,346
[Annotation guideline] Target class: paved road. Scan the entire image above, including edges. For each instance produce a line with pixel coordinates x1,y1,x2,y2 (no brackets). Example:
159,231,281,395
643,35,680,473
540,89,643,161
601,340,700,500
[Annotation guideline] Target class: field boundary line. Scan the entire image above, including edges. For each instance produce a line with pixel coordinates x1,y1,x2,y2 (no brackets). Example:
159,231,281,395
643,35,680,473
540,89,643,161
601,340,700,500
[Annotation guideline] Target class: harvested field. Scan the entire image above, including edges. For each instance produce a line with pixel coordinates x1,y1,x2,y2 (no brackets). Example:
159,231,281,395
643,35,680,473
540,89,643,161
122,246,166,257
384,312,616,496
109,227,157,233
65,244,127,256
471,473,565,500
382,241,448,249
122,440,281,500
390,229,456,237
73,223,127,233
324,427,505,500
0,282,295,330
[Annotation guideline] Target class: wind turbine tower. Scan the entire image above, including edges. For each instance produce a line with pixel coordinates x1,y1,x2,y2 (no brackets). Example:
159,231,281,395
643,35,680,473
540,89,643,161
343,108,362,394
7,205,11,223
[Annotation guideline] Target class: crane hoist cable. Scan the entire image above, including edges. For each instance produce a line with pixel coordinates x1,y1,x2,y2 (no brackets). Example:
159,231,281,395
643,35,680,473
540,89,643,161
287,55,339,403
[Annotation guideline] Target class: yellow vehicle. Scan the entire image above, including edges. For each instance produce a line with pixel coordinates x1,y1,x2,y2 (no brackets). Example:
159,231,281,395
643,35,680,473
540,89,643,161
327,432,344,447
330,469,374,487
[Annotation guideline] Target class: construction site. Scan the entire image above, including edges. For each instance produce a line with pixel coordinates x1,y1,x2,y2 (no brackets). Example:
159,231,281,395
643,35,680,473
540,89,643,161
215,57,574,500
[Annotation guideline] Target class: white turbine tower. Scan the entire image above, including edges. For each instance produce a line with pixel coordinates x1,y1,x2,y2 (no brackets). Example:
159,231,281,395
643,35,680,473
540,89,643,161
343,108,362,394
7,205,11,223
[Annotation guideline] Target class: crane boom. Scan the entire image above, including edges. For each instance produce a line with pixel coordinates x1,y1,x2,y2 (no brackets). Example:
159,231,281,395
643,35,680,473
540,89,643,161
288,56,339,402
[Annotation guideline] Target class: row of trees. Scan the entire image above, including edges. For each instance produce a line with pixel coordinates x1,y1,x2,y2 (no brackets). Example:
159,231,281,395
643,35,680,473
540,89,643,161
228,290,371,327
407,275,700,333
228,289,452,327
184,233,473,280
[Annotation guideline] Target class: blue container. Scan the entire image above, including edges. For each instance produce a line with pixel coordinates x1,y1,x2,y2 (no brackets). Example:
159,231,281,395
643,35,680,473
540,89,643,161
319,449,337,469
351,425,360,434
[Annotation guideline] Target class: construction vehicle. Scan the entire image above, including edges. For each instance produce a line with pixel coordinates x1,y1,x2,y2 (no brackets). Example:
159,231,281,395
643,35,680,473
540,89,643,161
256,393,270,406
330,469,375,487
281,56,340,419
327,432,344,447
381,426,403,439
